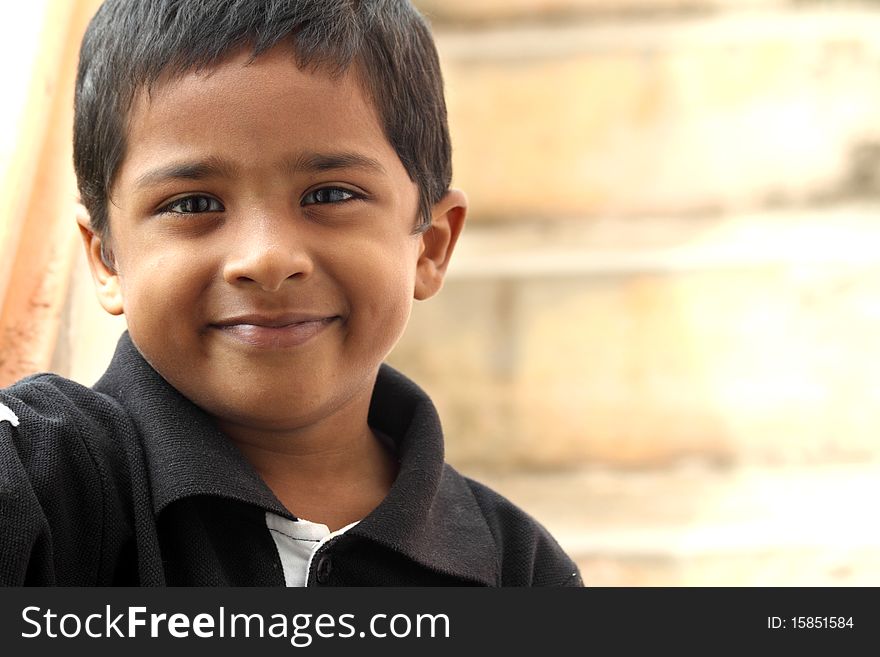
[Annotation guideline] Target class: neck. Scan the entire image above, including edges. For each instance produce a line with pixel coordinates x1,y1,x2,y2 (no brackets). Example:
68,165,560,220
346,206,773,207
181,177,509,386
215,400,398,531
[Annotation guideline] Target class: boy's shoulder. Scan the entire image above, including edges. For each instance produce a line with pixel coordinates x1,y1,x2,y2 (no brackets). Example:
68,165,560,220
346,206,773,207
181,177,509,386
453,467,583,587
0,372,136,586
0,368,137,487
1,370,131,456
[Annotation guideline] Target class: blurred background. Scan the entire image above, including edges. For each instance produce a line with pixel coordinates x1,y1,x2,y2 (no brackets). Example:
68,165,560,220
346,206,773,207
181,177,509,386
2,0,879,585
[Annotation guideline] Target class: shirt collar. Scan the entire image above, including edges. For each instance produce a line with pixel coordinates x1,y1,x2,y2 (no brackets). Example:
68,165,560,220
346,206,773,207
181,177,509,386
94,332,497,586
356,366,498,586
93,332,290,518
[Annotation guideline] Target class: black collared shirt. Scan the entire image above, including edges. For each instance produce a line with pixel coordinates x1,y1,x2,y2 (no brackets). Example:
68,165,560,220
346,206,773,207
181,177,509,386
0,333,582,586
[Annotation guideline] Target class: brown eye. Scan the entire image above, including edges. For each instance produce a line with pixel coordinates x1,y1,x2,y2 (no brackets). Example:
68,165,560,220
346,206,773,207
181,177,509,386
163,195,224,213
302,188,357,205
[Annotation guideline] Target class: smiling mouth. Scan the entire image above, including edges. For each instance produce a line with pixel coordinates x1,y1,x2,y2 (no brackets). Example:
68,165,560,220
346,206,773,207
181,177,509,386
211,315,340,348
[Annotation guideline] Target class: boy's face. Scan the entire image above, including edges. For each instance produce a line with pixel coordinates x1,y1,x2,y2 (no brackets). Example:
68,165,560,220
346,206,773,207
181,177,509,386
80,46,465,435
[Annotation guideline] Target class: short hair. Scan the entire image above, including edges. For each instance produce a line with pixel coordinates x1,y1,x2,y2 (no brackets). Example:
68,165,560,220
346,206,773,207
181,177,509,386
74,0,452,239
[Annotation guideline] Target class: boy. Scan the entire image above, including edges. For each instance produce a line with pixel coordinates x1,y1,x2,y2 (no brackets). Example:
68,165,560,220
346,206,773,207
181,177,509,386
0,0,582,586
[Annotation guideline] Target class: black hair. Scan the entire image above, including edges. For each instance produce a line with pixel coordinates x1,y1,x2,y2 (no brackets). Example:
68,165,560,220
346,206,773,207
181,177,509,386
74,0,452,238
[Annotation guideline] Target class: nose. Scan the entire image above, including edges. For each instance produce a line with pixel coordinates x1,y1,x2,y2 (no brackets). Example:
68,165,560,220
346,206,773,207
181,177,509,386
222,216,313,292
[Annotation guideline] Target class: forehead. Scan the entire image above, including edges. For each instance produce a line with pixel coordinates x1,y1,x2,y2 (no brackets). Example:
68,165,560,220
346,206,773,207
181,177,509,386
117,45,401,186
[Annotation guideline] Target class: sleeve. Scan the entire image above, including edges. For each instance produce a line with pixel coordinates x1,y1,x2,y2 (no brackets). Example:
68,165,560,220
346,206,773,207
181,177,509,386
466,477,584,587
0,403,53,585
0,378,108,586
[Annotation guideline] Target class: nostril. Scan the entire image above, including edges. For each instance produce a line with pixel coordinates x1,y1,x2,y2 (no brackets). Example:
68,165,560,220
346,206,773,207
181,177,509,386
223,249,313,289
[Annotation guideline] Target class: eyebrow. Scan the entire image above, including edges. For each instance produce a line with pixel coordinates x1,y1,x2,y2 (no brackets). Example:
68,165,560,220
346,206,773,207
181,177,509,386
286,152,387,176
133,151,387,191
133,156,238,191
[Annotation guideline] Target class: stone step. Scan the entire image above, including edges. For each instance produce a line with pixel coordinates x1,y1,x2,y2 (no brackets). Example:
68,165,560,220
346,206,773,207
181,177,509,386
468,462,880,585
435,7,880,222
388,204,880,469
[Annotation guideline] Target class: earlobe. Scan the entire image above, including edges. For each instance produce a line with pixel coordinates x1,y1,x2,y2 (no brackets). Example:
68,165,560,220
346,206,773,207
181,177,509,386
414,189,467,301
76,206,124,316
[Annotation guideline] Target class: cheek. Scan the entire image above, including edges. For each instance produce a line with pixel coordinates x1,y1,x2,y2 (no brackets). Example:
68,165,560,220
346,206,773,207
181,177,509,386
116,248,208,325
344,241,419,331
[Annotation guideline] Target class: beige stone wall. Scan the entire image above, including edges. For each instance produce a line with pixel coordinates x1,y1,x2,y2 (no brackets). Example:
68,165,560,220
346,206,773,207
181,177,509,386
393,1,880,469
437,12,880,222
394,209,880,468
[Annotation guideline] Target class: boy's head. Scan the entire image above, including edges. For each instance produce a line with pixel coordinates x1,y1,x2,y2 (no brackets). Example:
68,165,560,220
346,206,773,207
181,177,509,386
72,0,466,436
74,0,452,241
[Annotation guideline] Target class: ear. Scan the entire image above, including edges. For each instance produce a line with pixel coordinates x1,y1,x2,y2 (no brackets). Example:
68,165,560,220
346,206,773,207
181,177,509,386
414,189,467,301
76,205,124,316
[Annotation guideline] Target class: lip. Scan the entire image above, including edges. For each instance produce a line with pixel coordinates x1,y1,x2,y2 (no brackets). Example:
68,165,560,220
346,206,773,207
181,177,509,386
211,313,340,348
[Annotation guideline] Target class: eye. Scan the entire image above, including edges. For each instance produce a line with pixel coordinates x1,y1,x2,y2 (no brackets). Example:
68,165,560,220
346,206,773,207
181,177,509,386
160,195,224,214
301,187,359,206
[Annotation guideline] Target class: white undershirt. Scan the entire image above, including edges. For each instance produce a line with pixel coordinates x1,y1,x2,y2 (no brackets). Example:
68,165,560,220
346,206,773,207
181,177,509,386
265,512,359,587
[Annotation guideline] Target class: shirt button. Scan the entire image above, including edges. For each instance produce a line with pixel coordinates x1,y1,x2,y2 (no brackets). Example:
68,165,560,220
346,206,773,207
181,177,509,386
315,554,333,584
